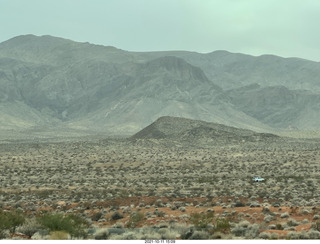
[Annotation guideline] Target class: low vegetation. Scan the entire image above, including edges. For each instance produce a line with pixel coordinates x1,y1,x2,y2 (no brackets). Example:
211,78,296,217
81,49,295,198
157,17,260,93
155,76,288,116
1,135,320,239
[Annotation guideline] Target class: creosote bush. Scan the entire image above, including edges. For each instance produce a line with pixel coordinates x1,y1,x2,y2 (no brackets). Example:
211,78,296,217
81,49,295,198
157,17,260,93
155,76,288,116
0,210,25,235
190,212,214,229
126,211,144,228
38,213,89,238
214,218,231,233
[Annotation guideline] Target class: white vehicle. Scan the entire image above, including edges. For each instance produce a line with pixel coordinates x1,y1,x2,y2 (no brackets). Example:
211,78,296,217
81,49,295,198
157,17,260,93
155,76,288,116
253,177,265,182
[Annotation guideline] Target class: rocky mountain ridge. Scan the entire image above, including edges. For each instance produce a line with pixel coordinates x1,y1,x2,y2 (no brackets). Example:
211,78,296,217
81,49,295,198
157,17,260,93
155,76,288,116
0,34,320,139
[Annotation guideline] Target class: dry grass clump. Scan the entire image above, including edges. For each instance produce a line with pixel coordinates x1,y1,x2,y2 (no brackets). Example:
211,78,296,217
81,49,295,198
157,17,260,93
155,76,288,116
49,231,70,240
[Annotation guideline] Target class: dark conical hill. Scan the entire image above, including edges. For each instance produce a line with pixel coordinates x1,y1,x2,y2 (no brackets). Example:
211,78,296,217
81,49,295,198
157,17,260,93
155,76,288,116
131,116,279,144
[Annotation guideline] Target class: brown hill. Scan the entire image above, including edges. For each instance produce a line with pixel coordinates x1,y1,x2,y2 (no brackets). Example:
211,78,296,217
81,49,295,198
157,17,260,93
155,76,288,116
131,116,279,146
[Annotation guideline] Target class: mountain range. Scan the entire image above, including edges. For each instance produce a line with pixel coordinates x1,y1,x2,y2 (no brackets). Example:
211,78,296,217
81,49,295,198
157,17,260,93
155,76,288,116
1,34,320,139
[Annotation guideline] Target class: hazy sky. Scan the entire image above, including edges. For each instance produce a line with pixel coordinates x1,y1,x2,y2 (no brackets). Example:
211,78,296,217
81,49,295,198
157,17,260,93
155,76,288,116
1,0,319,61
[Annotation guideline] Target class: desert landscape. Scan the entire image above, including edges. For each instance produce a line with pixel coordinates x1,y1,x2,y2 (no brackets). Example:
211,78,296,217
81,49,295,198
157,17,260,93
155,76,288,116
2,0,320,240
1,116,320,240
1,33,320,240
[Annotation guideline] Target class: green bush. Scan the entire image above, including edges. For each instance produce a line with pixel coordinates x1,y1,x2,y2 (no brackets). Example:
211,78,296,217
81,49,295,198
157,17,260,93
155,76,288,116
126,211,144,228
0,210,25,234
38,213,89,239
190,212,214,229
214,218,231,233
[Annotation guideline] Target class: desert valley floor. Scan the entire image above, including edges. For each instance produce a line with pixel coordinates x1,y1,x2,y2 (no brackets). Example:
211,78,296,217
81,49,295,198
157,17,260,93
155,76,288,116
1,126,320,240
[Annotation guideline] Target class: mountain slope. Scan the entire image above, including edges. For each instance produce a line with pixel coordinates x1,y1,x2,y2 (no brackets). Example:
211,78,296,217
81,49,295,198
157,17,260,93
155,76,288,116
135,50,320,92
66,56,271,134
0,34,134,66
226,84,320,130
1,34,320,139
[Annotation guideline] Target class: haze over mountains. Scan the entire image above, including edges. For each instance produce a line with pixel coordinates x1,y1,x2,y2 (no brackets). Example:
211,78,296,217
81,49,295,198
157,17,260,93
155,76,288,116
1,34,320,139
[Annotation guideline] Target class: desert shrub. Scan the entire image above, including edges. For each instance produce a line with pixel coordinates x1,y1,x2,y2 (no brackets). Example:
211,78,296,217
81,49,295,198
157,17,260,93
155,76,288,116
286,218,299,227
249,201,260,207
239,220,250,228
180,227,194,240
268,224,276,229
157,211,166,217
244,224,260,239
107,227,126,237
307,230,320,239
112,222,124,228
16,218,42,237
258,232,271,239
231,225,246,237
264,215,273,223
0,230,9,240
0,210,25,234
262,206,270,213
94,228,109,240
31,229,50,240
235,201,245,207
297,231,309,239
126,211,144,228
311,220,320,231
211,231,231,239
313,215,320,220
91,211,103,221
170,223,189,237
214,218,231,233
270,233,279,239
157,228,179,239
231,221,252,237
179,207,186,212
287,231,298,240
158,222,169,229
140,229,161,240
38,213,89,238
300,209,310,215
110,211,124,221
189,230,210,240
50,231,70,240
190,212,214,229
111,231,141,240
280,212,290,218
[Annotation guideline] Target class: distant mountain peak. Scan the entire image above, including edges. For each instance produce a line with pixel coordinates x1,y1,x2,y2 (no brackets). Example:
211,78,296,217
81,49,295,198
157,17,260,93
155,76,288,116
1,34,73,47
